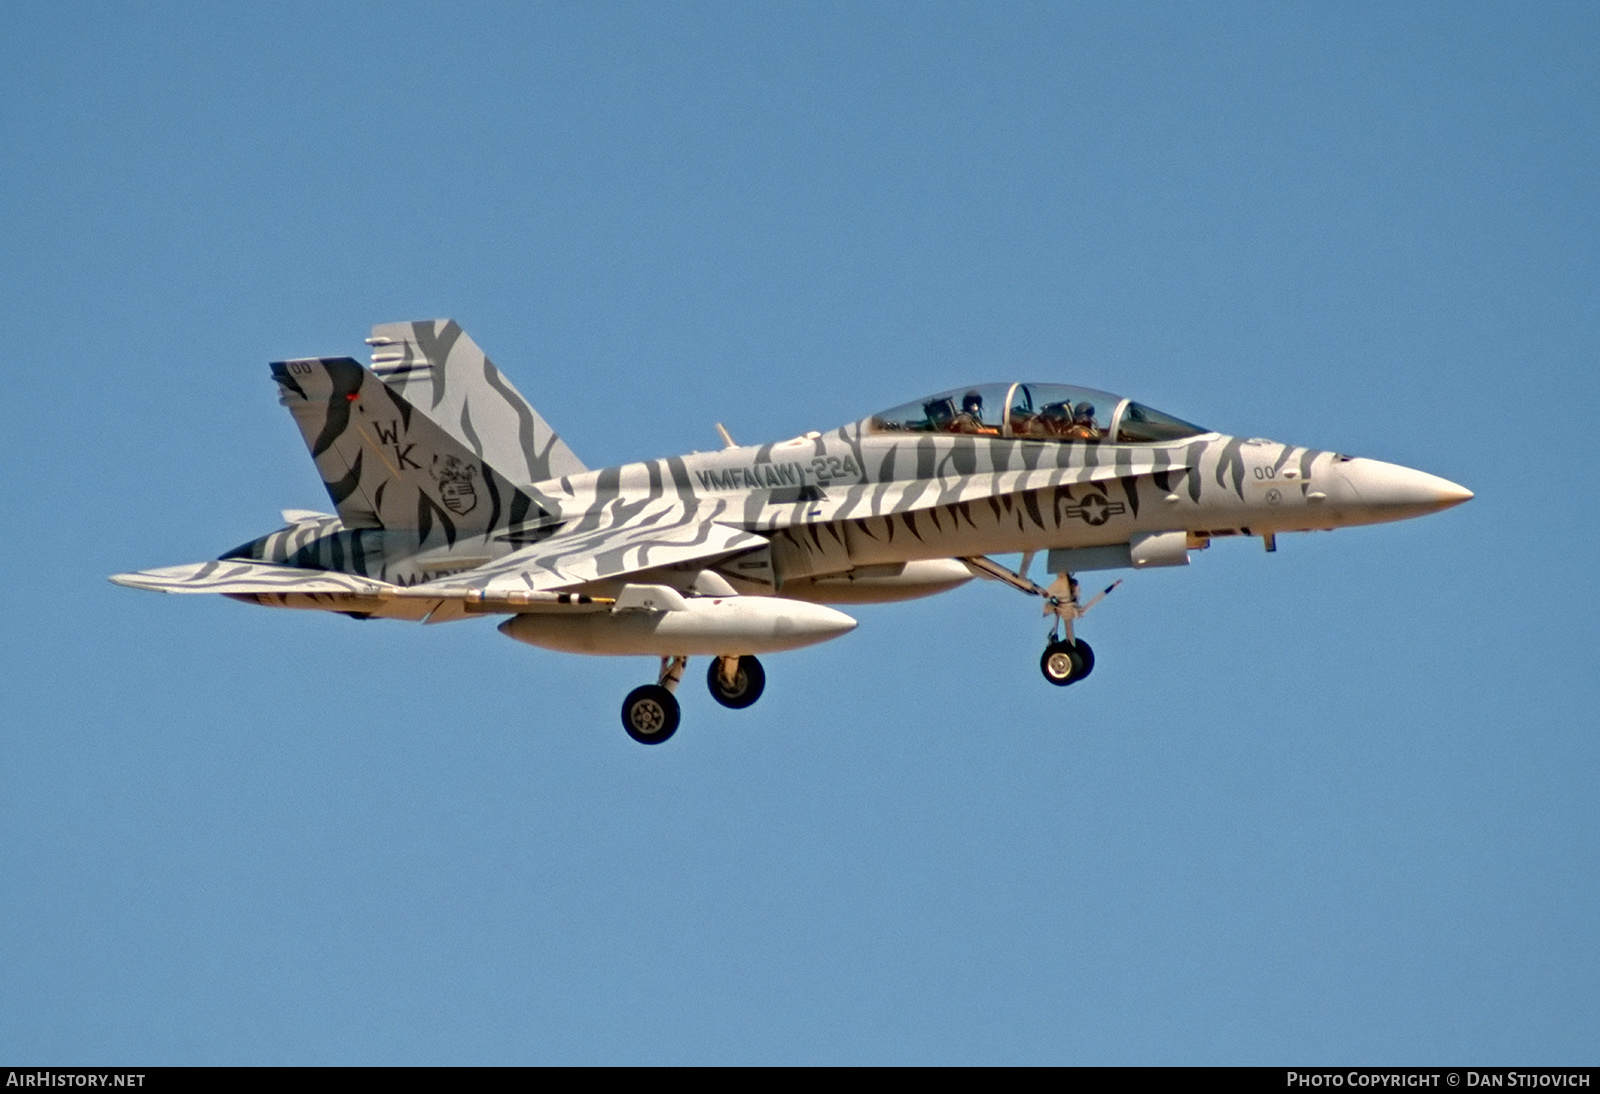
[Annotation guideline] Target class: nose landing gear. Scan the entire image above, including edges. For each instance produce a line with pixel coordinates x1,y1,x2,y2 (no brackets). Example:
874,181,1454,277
1037,572,1107,687
962,556,1118,688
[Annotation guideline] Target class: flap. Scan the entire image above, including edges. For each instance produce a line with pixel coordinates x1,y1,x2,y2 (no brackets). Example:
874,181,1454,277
110,560,391,595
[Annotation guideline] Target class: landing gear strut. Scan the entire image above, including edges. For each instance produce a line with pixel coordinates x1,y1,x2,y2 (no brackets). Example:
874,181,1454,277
621,655,687,744
1037,573,1099,687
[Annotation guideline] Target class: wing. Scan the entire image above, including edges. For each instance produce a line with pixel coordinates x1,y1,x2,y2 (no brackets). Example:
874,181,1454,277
429,498,769,594
110,559,391,595
113,497,767,607
109,558,615,625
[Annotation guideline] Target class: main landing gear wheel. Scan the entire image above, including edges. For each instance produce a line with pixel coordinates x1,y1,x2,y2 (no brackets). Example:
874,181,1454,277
707,655,766,709
622,684,680,744
1040,639,1095,687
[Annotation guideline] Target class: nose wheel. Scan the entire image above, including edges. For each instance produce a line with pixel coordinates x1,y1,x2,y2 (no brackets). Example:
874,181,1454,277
1040,639,1094,686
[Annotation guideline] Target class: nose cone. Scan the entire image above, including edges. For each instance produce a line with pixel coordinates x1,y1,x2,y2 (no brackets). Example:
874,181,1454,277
1332,458,1473,524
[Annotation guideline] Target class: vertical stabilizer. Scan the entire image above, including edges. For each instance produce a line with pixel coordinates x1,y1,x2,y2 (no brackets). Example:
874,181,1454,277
366,319,587,486
270,356,551,546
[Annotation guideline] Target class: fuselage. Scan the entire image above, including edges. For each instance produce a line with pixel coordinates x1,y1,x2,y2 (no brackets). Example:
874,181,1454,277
226,415,1470,606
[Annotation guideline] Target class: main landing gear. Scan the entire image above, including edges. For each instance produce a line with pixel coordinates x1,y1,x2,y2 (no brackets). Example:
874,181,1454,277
707,655,766,709
621,684,680,744
620,654,767,744
962,555,1119,689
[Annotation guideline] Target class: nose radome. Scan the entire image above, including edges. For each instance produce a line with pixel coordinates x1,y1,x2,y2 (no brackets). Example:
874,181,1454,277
1336,458,1473,516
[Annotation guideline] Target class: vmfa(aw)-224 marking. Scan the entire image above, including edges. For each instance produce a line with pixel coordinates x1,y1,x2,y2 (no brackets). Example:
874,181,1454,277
113,319,1473,744
693,457,857,492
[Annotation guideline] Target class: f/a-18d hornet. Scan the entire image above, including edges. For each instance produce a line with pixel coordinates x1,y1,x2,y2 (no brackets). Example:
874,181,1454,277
113,320,1472,744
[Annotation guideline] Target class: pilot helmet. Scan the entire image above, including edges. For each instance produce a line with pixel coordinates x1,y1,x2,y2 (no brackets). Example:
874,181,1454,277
962,390,984,415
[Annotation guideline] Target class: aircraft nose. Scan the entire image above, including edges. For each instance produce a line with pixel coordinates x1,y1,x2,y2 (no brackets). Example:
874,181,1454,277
1332,457,1473,521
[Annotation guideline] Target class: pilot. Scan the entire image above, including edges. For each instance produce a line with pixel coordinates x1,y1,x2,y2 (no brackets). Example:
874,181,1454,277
950,390,990,434
1065,401,1102,441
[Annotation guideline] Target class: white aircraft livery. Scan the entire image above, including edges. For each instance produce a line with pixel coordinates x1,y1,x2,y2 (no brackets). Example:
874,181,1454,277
114,319,1472,744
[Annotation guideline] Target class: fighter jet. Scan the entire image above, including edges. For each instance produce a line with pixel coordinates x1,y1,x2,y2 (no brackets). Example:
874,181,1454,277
113,319,1472,744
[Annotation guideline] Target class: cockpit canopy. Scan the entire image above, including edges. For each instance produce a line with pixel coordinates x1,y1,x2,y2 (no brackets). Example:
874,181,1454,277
866,383,1209,444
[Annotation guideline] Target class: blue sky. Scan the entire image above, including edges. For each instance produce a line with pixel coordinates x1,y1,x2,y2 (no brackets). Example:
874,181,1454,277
2,1,1596,1064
